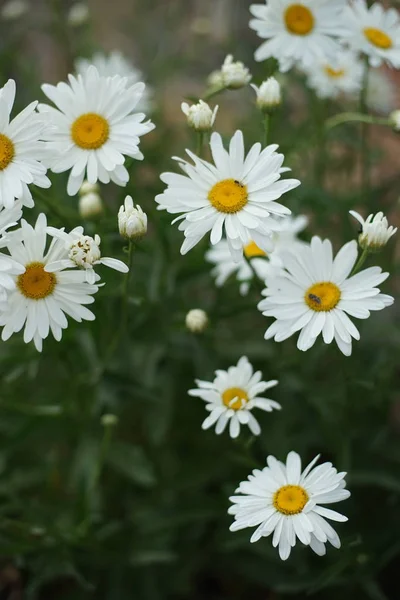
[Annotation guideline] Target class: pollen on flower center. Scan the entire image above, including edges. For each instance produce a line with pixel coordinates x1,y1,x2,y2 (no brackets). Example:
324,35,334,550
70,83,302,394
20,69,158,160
363,27,393,49
17,262,57,300
284,4,315,36
0,134,15,170
324,66,345,78
222,387,248,410
273,484,309,515
305,281,341,312
208,179,248,214
244,240,266,259
71,113,110,150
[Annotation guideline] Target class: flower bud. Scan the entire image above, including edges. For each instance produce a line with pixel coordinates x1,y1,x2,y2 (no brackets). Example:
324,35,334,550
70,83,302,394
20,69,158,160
207,70,224,89
101,414,119,427
1,0,27,20
118,195,147,240
349,210,397,251
79,180,100,196
181,100,218,132
251,77,281,113
220,54,252,90
79,192,103,219
185,309,209,333
67,2,89,26
389,109,400,132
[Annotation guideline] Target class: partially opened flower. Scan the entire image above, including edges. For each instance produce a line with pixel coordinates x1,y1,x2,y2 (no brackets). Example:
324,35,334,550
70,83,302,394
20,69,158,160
251,77,282,112
249,0,348,72
188,356,280,438
0,214,99,351
220,54,252,89
305,51,363,99
156,130,300,261
181,100,218,132
46,227,128,284
229,451,350,560
39,66,155,196
258,236,394,356
0,79,50,209
341,0,400,68
349,210,397,250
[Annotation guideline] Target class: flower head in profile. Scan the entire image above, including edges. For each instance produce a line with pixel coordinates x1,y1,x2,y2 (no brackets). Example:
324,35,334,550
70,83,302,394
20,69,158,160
350,210,397,251
341,0,400,68
0,214,99,352
229,451,350,560
189,356,280,438
39,66,155,196
220,55,252,89
206,215,307,295
156,130,300,261
249,0,348,72
251,77,282,112
258,236,394,356
0,79,50,209
118,196,147,240
45,227,128,284
75,51,152,112
181,100,218,132
305,51,363,99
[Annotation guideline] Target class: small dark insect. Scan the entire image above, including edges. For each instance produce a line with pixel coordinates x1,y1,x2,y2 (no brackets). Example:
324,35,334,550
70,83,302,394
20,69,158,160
308,294,321,305
234,179,243,187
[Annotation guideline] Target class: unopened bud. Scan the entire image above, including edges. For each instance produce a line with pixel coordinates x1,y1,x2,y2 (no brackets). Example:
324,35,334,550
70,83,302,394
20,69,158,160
101,414,119,427
118,195,147,240
181,100,218,132
220,54,252,90
79,192,103,219
185,309,209,333
251,77,281,113
350,210,397,251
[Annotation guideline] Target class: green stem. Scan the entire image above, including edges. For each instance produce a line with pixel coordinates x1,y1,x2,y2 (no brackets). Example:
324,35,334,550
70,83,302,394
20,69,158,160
325,112,390,130
360,59,371,203
120,240,135,336
262,113,271,147
196,132,204,157
33,187,75,228
202,86,226,101
350,247,369,276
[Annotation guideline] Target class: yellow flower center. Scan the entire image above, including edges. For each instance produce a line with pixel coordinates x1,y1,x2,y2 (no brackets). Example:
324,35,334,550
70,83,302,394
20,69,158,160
222,387,248,411
284,4,314,36
17,262,57,300
71,113,110,150
244,240,266,259
273,485,309,515
0,134,15,170
363,27,392,49
305,282,341,312
208,179,248,214
324,66,345,78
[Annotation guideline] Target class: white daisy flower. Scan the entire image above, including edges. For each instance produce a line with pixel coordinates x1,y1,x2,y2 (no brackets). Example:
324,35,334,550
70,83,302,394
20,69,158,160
349,210,397,251
0,79,50,210
181,100,218,132
305,51,364,99
249,0,348,72
0,214,99,352
188,356,280,438
229,451,350,560
366,68,396,115
251,77,282,112
258,236,394,356
45,227,128,284
156,130,300,261
206,215,308,295
342,0,400,69
39,66,155,196
220,54,252,89
75,51,152,112
0,201,23,237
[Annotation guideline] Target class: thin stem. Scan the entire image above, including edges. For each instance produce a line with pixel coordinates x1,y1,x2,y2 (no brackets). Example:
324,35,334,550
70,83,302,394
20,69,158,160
350,247,369,276
196,132,204,157
262,113,271,147
203,86,226,101
360,58,371,202
325,112,390,131
120,240,135,336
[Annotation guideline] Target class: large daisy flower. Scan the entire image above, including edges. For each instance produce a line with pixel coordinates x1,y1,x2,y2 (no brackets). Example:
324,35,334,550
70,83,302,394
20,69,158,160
229,451,350,560
206,215,307,295
0,214,99,351
258,236,394,356
188,356,280,438
156,130,300,261
249,0,348,72
0,79,50,209
39,66,155,196
341,0,400,68
305,51,363,99
75,51,152,112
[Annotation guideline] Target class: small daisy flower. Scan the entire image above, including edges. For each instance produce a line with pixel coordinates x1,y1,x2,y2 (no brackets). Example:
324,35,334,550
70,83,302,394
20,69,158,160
258,236,394,356
206,216,307,295
0,214,99,352
249,0,348,72
366,68,396,115
220,54,252,89
75,51,152,112
39,66,155,196
229,451,350,560
188,356,280,438
45,227,129,284
350,210,397,251
181,100,218,132
185,308,209,333
251,77,282,113
0,79,50,210
305,51,363,99
342,0,400,69
156,130,300,261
